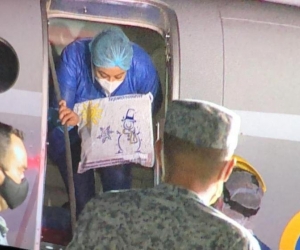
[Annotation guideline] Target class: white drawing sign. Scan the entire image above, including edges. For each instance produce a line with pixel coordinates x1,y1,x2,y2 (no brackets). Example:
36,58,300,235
73,93,154,173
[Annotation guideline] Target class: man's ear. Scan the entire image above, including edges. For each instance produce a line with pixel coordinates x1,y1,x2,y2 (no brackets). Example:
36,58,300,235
154,139,162,167
222,157,236,182
0,168,5,185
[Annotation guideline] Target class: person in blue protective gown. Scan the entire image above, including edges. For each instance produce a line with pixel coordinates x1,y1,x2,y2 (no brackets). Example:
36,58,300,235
47,26,163,216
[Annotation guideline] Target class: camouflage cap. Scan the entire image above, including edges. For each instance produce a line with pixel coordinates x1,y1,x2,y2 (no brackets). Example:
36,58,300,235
164,99,240,151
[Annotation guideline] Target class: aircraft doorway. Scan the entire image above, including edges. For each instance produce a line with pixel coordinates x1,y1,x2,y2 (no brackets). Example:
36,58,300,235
43,1,179,246
45,17,166,203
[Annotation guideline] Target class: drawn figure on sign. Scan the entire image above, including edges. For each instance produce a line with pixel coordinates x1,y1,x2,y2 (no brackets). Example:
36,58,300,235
97,126,114,143
117,109,141,154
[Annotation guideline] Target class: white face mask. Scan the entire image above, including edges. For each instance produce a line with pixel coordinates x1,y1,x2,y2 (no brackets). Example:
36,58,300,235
96,78,123,96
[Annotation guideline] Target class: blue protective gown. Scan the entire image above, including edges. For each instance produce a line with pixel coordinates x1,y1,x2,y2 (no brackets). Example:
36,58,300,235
47,38,162,215
55,38,162,112
254,235,271,250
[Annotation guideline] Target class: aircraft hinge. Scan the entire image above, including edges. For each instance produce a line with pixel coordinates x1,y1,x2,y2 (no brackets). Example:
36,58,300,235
165,31,171,63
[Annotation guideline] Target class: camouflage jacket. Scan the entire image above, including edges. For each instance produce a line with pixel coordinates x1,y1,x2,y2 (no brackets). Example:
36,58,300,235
67,184,260,250
0,216,8,246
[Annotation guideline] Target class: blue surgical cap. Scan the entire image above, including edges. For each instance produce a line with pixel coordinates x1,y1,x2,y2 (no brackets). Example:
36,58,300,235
89,27,133,71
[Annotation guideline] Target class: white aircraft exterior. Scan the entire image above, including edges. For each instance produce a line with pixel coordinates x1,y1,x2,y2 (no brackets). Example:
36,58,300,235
0,0,300,249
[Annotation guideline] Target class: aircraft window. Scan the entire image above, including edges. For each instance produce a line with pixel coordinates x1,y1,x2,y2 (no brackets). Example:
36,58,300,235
0,39,19,93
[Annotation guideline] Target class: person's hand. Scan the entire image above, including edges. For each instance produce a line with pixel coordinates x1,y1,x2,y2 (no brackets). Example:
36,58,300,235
59,100,80,126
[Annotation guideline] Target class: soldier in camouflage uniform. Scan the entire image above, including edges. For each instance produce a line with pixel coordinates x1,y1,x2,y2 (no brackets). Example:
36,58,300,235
67,100,261,250
0,217,8,245
0,122,29,246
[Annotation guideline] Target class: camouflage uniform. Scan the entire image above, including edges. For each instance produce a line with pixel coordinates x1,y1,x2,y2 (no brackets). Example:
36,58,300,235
0,216,8,246
67,184,260,250
67,100,260,250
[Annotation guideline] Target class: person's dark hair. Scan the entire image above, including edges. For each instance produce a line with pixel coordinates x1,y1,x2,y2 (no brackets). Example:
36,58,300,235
0,122,24,170
163,132,229,182
223,169,262,218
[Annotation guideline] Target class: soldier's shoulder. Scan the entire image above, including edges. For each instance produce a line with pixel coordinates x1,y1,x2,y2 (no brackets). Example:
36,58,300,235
86,188,154,208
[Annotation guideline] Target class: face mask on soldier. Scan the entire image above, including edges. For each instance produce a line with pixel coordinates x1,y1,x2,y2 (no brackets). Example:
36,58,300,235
0,170,29,209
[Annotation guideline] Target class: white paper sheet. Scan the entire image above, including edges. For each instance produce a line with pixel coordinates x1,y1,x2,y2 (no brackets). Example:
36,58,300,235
73,93,154,173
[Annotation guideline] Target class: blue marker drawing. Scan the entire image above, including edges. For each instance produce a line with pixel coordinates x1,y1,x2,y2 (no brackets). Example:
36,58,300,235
117,109,141,153
97,126,114,143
